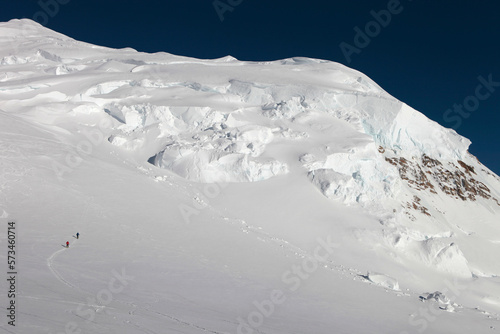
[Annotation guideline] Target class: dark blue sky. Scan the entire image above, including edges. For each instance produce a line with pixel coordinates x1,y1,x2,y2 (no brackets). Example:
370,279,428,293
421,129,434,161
2,0,499,174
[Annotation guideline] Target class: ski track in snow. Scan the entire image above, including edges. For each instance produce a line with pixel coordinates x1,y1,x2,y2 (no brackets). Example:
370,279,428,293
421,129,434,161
46,236,241,334
217,212,500,323
38,181,500,332
46,240,80,290
220,214,368,283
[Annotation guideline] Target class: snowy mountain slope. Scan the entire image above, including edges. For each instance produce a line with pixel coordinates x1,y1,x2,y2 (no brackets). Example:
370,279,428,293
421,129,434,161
1,19,500,333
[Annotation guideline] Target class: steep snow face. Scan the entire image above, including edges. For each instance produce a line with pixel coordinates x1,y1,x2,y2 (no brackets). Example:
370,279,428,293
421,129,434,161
0,19,473,186
2,20,500,332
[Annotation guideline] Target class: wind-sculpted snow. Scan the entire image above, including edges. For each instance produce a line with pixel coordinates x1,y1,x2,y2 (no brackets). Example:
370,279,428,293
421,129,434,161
0,20,469,168
364,272,400,291
151,124,289,183
420,291,459,312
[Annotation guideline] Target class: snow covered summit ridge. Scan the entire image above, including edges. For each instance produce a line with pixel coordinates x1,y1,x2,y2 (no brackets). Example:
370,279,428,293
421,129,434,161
0,19,468,161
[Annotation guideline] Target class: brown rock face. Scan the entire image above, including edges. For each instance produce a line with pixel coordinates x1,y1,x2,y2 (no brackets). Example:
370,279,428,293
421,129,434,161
382,149,499,210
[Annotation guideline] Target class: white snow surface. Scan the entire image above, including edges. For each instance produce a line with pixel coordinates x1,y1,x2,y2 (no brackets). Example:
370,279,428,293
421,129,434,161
1,19,500,333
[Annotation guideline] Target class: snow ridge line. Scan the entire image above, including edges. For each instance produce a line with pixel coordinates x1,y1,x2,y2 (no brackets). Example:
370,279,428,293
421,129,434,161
47,241,79,290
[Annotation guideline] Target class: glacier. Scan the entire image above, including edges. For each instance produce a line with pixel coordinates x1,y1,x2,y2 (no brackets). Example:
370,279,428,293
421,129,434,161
1,18,500,334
